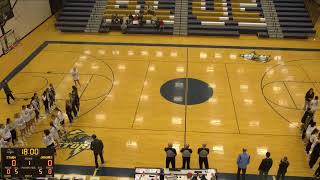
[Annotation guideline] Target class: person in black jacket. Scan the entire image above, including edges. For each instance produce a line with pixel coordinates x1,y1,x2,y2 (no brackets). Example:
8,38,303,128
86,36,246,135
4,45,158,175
1,80,15,104
164,143,177,168
180,144,192,169
309,142,320,168
90,134,105,168
258,152,273,180
276,156,289,180
198,144,209,169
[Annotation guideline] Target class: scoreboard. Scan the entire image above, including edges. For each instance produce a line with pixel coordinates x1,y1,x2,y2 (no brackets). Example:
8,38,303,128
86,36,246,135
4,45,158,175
1,148,54,178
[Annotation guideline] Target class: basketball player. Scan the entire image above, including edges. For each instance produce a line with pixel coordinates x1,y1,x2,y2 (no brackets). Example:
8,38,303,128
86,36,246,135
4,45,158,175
42,89,50,115
65,99,73,124
71,67,81,87
0,124,12,146
25,104,34,133
15,113,26,143
43,129,56,155
72,85,80,112
49,122,60,144
31,94,40,121
20,105,31,136
6,118,17,146
55,107,66,134
0,135,9,148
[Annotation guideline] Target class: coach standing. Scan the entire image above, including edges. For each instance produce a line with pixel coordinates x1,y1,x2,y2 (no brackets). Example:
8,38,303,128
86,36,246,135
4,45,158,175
90,134,105,169
198,144,209,169
1,80,15,104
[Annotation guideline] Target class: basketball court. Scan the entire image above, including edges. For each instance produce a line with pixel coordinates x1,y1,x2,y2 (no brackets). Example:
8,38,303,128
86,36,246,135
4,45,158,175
0,17,320,179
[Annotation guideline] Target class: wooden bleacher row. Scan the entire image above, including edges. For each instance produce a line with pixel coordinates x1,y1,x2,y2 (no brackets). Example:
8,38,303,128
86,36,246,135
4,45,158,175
188,0,267,36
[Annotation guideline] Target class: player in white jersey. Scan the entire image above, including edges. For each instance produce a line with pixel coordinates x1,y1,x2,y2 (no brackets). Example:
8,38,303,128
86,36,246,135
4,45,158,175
55,107,66,134
71,67,81,87
25,104,34,133
21,105,31,136
14,113,26,143
6,118,17,146
0,124,12,146
0,135,9,148
43,129,56,155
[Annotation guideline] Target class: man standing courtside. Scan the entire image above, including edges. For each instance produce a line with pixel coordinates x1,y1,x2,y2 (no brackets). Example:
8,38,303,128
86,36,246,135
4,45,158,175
258,152,273,180
180,144,192,169
236,148,250,180
164,143,177,168
198,144,209,169
1,80,15,104
90,134,105,169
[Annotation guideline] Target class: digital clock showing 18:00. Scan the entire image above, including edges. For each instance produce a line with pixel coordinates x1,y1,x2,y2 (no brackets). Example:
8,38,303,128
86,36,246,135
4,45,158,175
1,148,54,178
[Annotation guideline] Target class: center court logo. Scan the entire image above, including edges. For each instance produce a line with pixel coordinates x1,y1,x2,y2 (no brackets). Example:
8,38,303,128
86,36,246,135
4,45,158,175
59,129,93,160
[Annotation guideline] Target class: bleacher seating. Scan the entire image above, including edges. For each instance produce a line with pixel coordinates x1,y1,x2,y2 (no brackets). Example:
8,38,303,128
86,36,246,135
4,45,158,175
101,0,175,34
55,0,96,32
54,0,317,38
273,0,315,38
188,0,267,36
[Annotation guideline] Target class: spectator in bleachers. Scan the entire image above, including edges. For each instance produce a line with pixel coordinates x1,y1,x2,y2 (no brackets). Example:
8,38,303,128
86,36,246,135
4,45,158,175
159,20,164,32
133,15,139,25
165,143,177,168
236,148,250,180
129,13,134,24
122,14,129,25
138,11,144,26
258,152,273,180
304,88,314,110
276,157,289,180
198,144,209,169
151,14,158,25
180,144,192,169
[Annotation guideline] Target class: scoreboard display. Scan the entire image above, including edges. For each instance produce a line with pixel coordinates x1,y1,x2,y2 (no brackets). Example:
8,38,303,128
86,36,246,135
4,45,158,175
1,148,54,178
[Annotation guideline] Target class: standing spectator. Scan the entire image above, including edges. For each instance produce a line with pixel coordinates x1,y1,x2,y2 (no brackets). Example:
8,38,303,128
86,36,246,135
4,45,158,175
72,86,80,112
42,89,50,115
159,20,164,32
65,99,73,124
276,156,289,180
71,67,81,87
180,144,192,169
1,80,15,104
310,96,319,113
236,148,250,180
90,134,105,169
48,83,56,108
309,142,320,168
198,144,209,169
6,118,17,146
304,88,314,110
258,152,273,180
165,143,177,168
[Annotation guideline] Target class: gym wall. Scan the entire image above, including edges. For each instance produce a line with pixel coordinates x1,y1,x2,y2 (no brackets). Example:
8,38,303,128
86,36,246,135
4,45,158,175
4,0,51,38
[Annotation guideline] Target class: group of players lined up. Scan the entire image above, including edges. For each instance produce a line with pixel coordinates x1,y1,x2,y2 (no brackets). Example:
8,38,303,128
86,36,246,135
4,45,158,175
0,82,81,151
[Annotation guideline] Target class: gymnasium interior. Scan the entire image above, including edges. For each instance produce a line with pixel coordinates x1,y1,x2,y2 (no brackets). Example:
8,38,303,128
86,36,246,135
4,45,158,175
0,0,320,179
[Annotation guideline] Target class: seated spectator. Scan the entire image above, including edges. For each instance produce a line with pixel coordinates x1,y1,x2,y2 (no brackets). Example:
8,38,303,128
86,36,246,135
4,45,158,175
129,13,134,24
133,16,139,25
159,20,164,31
151,14,158,25
138,11,143,26
111,14,116,24
114,14,120,24
123,14,129,24
155,19,160,29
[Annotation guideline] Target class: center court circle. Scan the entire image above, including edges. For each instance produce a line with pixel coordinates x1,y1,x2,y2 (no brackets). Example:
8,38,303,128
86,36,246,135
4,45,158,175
160,78,213,105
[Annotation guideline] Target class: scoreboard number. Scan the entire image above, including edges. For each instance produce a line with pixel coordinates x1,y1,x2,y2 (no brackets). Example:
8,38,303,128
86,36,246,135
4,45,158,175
1,148,54,178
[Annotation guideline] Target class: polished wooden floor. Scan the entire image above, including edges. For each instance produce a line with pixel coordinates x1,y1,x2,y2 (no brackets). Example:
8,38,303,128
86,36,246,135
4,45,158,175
0,17,320,178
